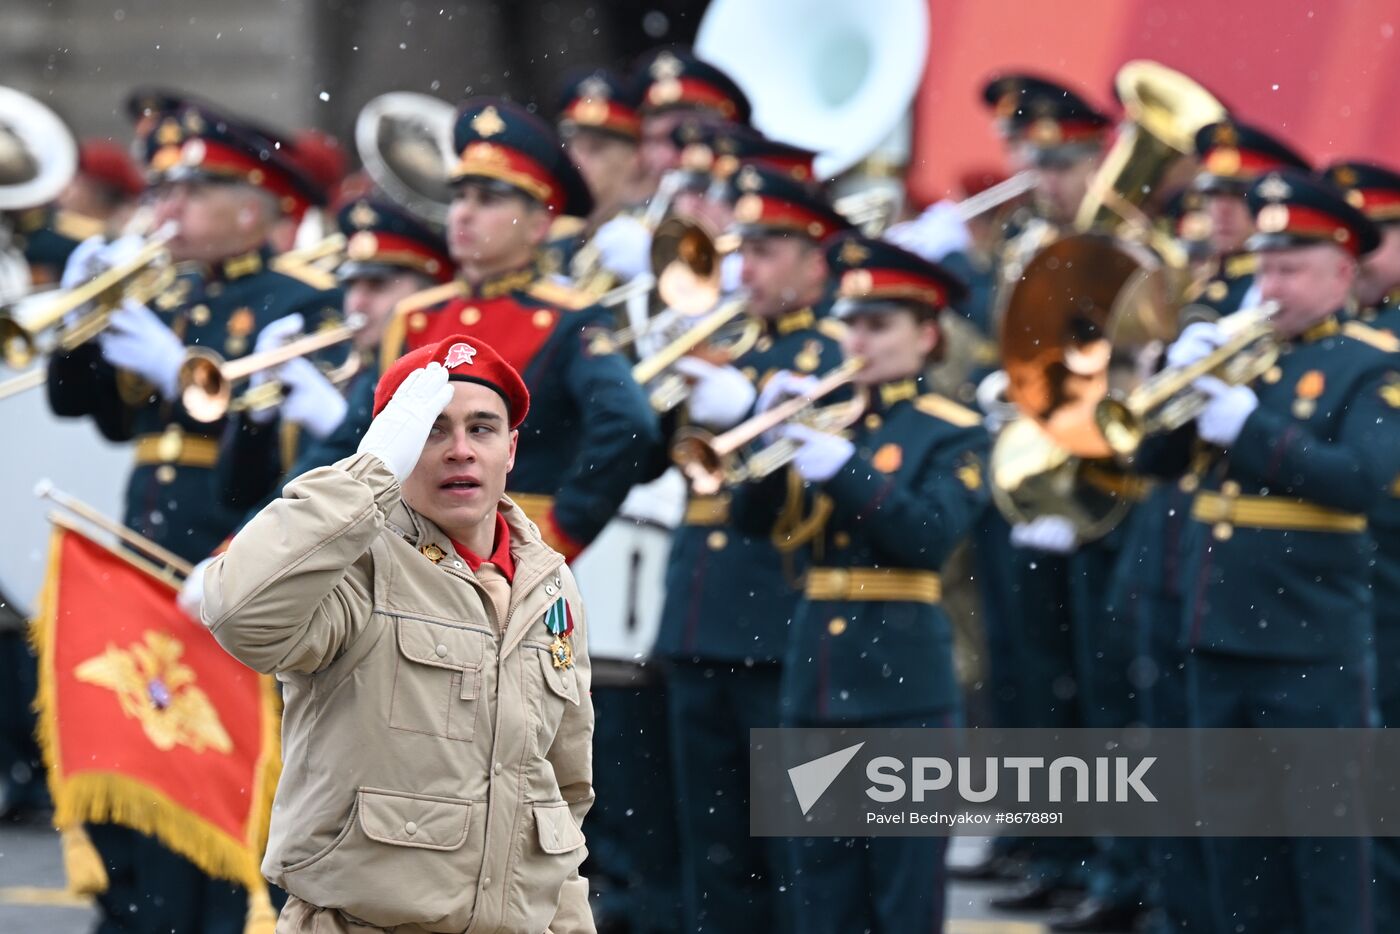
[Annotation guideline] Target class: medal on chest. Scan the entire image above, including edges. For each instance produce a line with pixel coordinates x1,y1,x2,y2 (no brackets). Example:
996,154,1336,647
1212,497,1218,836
544,596,575,670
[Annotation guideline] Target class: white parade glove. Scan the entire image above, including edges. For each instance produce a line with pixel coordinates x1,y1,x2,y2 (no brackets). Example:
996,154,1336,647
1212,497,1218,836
721,251,744,294
592,215,652,282
60,236,110,289
783,423,855,483
244,312,307,425
1194,375,1258,446
276,356,349,440
755,370,820,445
356,362,454,480
1009,515,1079,554
177,556,214,623
883,200,972,261
1165,321,1225,369
673,356,756,430
98,299,185,400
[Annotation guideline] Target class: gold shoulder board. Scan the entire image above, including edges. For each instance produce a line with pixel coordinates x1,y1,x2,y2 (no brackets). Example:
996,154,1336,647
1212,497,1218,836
527,279,592,310
395,280,468,316
817,318,847,341
1342,320,1400,353
547,216,587,240
269,258,338,291
916,393,983,427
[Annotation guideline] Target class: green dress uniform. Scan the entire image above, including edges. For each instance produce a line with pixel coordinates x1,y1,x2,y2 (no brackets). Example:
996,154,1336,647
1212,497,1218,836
1135,169,1400,934
45,102,337,934
658,306,845,934
1325,154,1400,934
730,236,989,934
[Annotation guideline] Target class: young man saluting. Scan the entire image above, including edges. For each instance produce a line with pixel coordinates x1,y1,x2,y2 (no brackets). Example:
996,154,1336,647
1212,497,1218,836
202,335,596,934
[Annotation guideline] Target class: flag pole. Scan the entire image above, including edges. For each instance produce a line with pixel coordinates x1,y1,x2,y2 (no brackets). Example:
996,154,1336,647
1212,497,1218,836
34,479,195,578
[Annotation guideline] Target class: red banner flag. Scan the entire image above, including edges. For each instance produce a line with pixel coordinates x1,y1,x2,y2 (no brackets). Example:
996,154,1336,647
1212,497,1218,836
31,520,280,893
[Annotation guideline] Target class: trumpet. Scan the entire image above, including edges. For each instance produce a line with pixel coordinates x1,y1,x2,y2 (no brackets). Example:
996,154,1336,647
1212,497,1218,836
177,315,364,423
1094,302,1280,458
670,356,866,495
631,294,758,413
0,224,177,371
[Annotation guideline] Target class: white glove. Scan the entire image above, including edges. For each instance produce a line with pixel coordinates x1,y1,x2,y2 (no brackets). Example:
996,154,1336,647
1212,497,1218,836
592,215,652,282
60,236,110,289
673,357,755,430
755,370,820,445
1165,321,1225,369
98,299,185,400
721,251,744,294
1194,375,1258,446
242,313,308,424
177,557,214,623
277,356,349,439
356,362,454,480
783,423,855,482
883,200,972,261
1009,515,1078,554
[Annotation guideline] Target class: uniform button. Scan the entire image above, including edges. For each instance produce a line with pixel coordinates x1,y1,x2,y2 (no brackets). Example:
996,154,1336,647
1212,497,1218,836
1213,523,1234,541
405,821,417,835
828,617,848,636
707,531,727,550
189,304,211,326
482,877,491,888
864,414,882,431
1263,366,1283,384
460,306,482,326
532,310,553,328
435,644,448,657
1178,474,1200,493
155,465,177,485
1221,480,1241,497
493,762,502,774
546,584,558,596
833,532,852,548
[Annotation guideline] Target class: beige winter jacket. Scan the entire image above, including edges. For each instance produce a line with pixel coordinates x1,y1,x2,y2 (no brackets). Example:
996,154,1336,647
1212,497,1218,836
204,452,595,934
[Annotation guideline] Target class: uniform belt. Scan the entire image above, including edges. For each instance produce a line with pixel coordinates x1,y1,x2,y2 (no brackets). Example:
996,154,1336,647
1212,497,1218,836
1191,491,1367,534
133,432,220,468
508,492,555,523
684,495,731,526
805,567,942,604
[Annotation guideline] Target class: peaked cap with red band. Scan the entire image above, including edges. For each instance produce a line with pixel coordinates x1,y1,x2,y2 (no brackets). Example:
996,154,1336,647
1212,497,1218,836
1244,169,1380,258
556,68,643,143
78,140,145,198
451,98,593,218
980,72,1109,166
721,164,849,242
1193,119,1310,196
634,47,752,125
825,233,968,319
1322,160,1400,225
374,334,531,428
145,103,324,218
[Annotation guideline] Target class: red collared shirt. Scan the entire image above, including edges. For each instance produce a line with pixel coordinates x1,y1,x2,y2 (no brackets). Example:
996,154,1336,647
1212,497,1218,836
451,511,515,583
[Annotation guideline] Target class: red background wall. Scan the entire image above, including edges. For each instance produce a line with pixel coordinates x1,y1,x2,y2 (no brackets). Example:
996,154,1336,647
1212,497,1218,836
907,0,1400,205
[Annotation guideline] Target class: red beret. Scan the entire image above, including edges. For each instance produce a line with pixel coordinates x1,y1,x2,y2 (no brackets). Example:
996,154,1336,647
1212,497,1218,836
374,334,530,428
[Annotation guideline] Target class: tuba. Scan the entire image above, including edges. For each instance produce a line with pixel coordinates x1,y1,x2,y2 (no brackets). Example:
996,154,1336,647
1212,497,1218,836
987,61,1227,540
355,92,457,226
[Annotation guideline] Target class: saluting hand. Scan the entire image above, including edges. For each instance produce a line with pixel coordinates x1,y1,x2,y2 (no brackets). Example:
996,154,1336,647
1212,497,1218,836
357,362,454,480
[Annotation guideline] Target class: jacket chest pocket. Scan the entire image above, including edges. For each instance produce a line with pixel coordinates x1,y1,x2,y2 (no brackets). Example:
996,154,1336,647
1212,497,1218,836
390,617,488,742
526,644,580,750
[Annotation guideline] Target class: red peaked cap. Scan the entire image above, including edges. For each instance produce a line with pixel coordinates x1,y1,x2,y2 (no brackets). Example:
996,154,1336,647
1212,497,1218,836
373,334,530,428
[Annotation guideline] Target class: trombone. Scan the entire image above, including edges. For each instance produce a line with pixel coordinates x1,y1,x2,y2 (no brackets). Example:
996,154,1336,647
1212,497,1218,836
670,356,866,495
0,225,177,371
1095,301,1280,458
631,293,756,413
177,315,364,423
